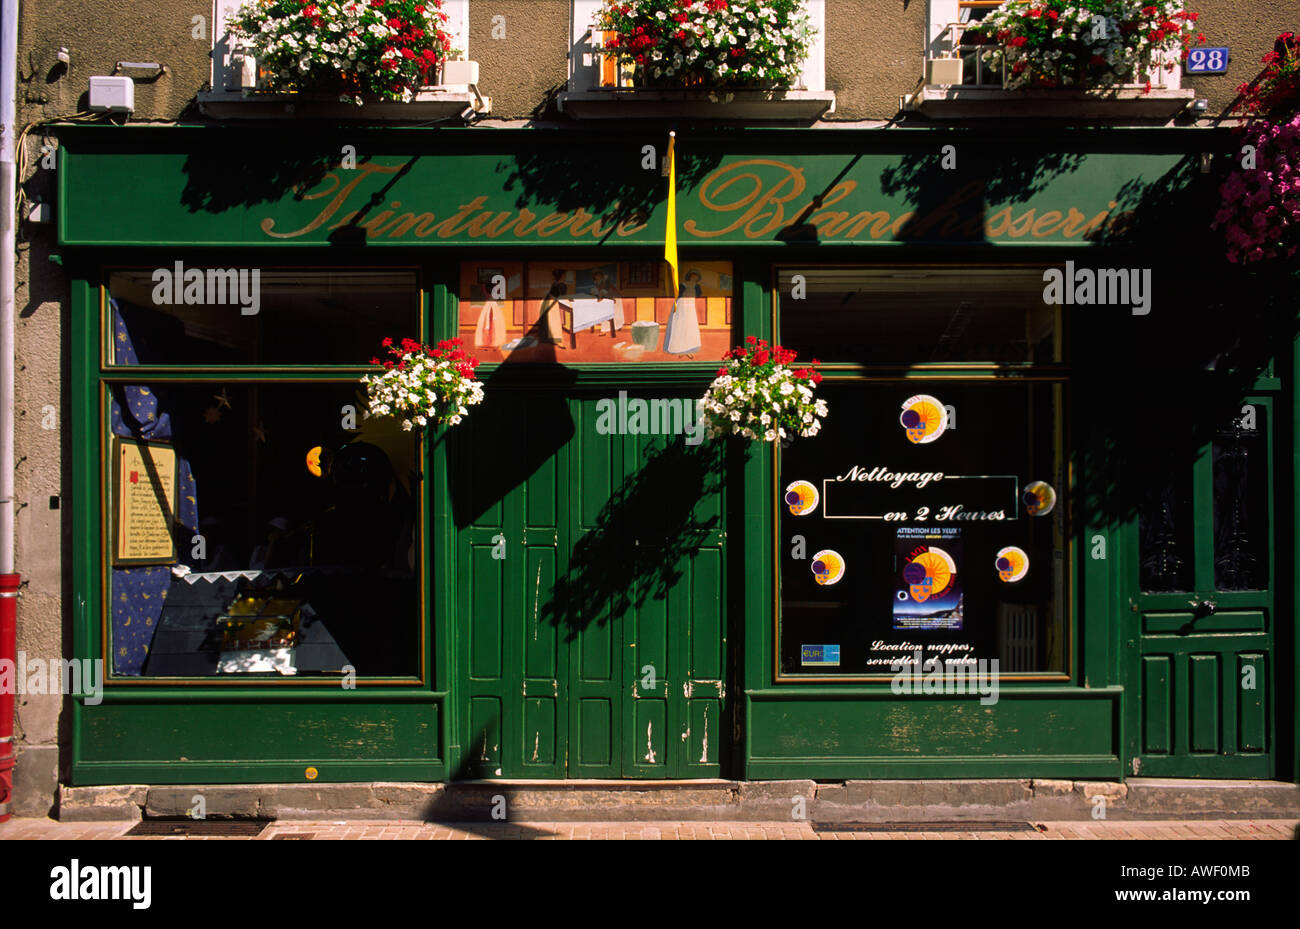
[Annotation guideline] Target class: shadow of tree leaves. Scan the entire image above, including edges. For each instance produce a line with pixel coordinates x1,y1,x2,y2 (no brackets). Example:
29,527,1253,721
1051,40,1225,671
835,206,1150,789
542,434,725,642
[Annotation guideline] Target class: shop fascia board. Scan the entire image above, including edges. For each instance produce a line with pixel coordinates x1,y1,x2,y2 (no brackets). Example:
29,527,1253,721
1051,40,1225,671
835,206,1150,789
556,88,835,121
905,85,1195,120
196,88,490,122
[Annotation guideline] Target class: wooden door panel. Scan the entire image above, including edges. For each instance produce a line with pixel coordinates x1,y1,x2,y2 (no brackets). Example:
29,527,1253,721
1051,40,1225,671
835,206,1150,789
1136,633,1271,776
1140,655,1172,755
568,398,623,777
456,393,568,778
678,544,726,775
1237,652,1268,753
458,393,728,779
621,427,727,778
627,574,671,776
1128,394,1276,779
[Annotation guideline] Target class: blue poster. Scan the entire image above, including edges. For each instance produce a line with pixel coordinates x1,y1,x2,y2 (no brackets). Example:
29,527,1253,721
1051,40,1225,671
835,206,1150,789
893,527,964,631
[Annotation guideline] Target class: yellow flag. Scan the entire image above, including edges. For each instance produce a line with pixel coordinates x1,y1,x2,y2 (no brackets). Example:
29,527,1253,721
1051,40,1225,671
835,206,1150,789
664,132,678,298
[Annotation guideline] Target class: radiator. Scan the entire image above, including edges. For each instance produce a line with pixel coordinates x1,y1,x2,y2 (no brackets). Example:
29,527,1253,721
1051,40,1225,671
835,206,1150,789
997,603,1039,672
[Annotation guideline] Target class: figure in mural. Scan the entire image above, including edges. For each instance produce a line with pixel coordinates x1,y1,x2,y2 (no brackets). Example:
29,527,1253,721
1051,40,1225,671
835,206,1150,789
537,268,568,347
663,268,703,357
473,281,506,349
587,268,625,333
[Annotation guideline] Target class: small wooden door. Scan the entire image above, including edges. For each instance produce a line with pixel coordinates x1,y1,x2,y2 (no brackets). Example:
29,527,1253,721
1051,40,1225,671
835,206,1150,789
1124,392,1277,777
452,389,727,778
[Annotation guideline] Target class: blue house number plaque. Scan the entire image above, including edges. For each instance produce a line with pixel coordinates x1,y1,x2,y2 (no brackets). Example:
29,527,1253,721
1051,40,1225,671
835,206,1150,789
1186,48,1229,73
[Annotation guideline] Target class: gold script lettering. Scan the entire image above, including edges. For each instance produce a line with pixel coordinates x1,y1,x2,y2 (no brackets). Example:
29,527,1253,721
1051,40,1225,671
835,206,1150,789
684,159,806,238
261,161,401,239
534,212,576,236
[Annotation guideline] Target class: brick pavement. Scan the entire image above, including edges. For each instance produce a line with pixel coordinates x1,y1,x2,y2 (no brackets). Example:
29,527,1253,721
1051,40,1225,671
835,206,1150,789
1,818,1296,840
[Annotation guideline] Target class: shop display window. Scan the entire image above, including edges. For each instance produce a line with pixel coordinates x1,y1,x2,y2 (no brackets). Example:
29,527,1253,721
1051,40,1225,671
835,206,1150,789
775,267,1069,680
105,269,416,366
100,270,423,680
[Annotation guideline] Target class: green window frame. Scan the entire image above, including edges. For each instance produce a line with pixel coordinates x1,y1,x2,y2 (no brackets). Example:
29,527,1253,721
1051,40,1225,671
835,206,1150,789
770,263,1074,684
91,264,430,686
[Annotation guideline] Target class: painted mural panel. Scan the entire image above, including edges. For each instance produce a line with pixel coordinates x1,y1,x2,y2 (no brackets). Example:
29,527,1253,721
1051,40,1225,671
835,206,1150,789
458,260,733,363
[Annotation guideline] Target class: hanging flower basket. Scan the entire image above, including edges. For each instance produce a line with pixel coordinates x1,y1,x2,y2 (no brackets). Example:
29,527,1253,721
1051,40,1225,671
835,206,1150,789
229,0,459,103
967,0,1204,90
700,337,826,444
363,338,484,431
595,0,815,91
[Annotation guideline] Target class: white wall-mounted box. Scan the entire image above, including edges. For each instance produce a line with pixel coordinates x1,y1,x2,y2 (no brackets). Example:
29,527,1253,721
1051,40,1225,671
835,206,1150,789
88,76,134,113
926,58,963,85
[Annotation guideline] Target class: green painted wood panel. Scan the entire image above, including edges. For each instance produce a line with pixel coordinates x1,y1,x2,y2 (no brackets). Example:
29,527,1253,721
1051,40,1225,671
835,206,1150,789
454,389,568,778
569,398,623,777
58,126,1201,249
746,696,1118,761
78,701,441,763
455,391,727,778
1141,656,1172,755
1125,392,1277,778
623,428,728,777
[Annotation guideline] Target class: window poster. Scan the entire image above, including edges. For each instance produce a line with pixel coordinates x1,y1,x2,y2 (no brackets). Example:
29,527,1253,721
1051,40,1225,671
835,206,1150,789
778,380,1068,679
458,260,733,363
894,527,963,631
113,438,180,566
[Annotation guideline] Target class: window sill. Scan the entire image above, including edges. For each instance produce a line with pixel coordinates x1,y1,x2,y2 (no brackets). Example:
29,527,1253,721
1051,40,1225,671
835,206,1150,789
905,84,1195,120
556,88,836,121
196,87,490,121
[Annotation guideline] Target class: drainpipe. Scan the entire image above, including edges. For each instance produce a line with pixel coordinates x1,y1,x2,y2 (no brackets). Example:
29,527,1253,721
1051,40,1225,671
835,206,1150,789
0,0,21,823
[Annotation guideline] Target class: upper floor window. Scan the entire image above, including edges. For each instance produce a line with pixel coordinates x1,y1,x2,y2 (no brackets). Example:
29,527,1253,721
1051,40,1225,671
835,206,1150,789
210,0,471,92
568,0,826,92
925,0,1185,90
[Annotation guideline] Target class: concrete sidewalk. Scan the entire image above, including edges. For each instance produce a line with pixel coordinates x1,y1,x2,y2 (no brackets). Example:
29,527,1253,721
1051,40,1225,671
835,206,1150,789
2,817,1297,840
51,778,1300,823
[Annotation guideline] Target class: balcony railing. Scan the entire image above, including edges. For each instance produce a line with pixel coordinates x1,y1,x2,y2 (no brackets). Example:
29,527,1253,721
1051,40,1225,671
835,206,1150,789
909,21,1194,119
930,21,1178,89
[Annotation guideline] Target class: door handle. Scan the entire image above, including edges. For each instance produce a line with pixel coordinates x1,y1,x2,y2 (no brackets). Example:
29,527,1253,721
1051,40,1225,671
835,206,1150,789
1193,599,1217,618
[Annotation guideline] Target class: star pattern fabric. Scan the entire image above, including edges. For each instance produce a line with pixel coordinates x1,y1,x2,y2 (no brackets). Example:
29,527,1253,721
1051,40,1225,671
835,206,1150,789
109,298,200,676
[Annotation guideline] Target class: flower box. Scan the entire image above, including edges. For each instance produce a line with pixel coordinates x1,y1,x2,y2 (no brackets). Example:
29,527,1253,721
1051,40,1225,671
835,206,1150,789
911,2,1202,119
559,1,834,121
199,0,488,121
906,82,1195,119
199,52,488,120
557,86,835,120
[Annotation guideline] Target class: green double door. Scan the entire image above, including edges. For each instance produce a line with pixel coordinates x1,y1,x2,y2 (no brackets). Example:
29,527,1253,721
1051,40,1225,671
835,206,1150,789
1124,389,1279,777
451,389,728,779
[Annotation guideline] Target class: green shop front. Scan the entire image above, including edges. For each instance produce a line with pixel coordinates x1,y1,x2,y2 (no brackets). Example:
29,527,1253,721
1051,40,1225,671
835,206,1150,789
58,124,1300,785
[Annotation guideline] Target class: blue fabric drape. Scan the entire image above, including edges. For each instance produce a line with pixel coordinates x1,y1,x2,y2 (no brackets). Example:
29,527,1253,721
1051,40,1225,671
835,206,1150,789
109,298,200,675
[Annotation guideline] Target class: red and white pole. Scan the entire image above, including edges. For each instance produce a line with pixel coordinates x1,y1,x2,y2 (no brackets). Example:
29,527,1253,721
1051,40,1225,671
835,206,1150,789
0,573,18,822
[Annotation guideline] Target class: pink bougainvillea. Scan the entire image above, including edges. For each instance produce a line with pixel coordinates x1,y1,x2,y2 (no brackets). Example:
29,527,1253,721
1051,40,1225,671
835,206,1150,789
1212,35,1300,264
